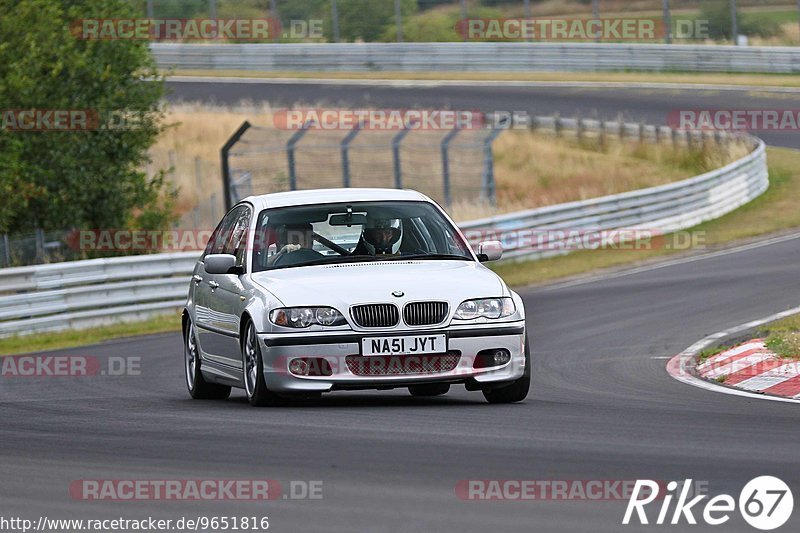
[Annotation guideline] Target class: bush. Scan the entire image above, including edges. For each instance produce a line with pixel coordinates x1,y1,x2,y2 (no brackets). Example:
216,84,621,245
0,0,175,235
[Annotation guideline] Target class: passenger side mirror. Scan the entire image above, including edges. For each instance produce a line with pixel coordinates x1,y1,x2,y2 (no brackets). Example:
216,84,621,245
477,240,503,262
204,254,242,275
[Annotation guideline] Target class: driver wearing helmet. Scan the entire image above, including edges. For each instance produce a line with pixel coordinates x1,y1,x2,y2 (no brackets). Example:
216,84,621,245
354,216,403,256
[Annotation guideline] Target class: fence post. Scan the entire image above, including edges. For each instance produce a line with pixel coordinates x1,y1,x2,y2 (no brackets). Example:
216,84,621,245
286,120,314,191
194,157,202,228
35,228,45,263
341,125,360,188
392,121,415,189
2,234,10,267
332,0,340,42
395,0,403,42
663,0,672,44
482,116,507,205
440,127,461,207
220,121,251,211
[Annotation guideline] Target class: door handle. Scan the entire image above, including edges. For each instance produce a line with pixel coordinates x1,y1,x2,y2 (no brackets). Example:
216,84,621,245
192,275,202,284
209,280,219,290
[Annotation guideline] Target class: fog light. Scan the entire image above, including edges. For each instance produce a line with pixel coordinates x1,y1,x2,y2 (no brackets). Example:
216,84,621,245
493,349,511,365
288,357,333,377
473,348,511,369
289,358,310,376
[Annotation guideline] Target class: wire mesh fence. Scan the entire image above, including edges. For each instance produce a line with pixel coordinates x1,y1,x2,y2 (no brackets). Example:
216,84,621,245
224,122,500,209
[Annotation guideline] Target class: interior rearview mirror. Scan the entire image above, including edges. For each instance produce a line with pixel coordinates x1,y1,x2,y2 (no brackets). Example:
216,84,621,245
477,240,503,262
329,213,368,226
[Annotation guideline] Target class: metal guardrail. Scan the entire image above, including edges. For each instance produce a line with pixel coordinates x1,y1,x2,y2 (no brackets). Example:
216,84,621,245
0,253,197,337
0,125,768,338
461,136,767,261
151,42,800,74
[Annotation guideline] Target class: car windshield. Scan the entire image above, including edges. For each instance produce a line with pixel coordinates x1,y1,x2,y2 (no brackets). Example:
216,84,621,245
252,200,473,271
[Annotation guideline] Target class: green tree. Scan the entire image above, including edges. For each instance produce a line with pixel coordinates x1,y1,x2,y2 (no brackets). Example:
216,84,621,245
0,0,175,235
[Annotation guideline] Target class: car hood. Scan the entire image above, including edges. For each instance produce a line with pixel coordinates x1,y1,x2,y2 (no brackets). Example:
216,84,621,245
250,260,506,308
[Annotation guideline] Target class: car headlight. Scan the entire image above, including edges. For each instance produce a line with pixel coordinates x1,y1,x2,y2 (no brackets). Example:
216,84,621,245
269,307,347,328
454,298,515,320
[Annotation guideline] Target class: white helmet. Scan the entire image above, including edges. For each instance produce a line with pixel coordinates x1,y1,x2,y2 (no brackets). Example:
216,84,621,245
362,216,402,255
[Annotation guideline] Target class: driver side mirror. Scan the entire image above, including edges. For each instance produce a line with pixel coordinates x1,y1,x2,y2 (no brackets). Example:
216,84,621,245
476,240,503,262
204,254,243,275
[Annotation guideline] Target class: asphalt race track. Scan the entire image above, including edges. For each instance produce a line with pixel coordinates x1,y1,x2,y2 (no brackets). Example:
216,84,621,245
3,234,800,532
2,81,799,532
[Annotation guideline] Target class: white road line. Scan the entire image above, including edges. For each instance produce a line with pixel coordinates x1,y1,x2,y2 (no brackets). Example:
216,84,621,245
666,305,800,404
537,231,800,293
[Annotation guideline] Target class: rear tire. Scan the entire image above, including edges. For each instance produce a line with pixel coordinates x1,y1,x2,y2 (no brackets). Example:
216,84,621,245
409,383,450,397
482,336,530,404
184,318,231,400
243,322,283,407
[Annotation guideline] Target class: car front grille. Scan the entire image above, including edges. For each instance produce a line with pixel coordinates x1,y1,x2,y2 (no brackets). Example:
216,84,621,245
345,352,461,376
403,301,449,326
351,304,400,328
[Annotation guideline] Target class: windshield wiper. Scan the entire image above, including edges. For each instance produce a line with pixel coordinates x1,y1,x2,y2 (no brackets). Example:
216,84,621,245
391,253,472,261
269,255,382,269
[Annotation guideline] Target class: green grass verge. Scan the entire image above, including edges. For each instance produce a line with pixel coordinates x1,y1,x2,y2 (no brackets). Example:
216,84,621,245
760,314,800,359
0,313,181,356
167,69,800,89
491,147,800,287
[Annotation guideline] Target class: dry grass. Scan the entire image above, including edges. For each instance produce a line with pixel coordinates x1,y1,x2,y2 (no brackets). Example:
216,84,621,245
750,21,800,46
149,102,278,223
449,132,750,221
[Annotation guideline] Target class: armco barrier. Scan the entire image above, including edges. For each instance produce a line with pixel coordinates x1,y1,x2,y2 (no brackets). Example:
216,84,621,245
0,130,768,338
151,42,800,74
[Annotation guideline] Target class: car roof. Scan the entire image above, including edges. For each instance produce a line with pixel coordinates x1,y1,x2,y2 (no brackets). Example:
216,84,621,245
241,188,432,210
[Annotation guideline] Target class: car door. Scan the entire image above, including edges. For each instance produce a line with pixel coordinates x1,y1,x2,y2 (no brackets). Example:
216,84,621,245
204,204,252,369
194,207,241,366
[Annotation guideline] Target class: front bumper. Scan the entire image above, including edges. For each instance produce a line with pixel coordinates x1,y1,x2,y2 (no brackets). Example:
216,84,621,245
258,322,526,393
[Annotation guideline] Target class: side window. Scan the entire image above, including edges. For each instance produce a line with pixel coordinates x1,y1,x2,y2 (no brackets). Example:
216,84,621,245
202,205,246,259
203,211,236,257
224,206,252,269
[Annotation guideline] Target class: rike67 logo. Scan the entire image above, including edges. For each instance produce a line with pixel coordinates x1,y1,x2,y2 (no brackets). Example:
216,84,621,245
623,477,793,530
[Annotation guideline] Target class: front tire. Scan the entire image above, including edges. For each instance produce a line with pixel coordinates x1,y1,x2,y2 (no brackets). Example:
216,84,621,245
409,383,450,397
242,322,282,407
184,319,231,400
482,336,531,404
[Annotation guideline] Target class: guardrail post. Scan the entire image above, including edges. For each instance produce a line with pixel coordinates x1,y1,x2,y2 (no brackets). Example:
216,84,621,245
553,113,561,136
441,127,461,207
287,120,314,191
341,125,360,188
220,121,251,211
392,122,415,189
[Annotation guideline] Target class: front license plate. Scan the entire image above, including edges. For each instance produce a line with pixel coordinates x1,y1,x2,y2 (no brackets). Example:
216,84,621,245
361,334,447,356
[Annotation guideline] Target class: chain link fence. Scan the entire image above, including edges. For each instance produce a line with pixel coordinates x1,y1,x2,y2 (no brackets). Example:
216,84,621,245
223,121,504,210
